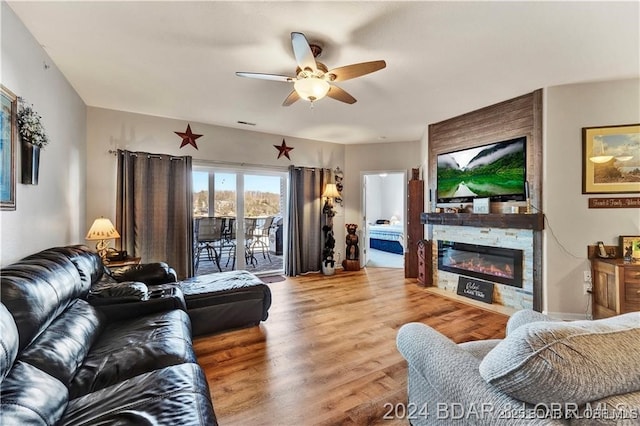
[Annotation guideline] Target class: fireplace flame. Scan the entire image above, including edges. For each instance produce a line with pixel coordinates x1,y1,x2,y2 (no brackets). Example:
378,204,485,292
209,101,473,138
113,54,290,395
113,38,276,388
447,256,513,279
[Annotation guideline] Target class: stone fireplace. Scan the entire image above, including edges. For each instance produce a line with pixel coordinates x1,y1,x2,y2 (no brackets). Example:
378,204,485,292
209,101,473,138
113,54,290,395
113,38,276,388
428,220,538,311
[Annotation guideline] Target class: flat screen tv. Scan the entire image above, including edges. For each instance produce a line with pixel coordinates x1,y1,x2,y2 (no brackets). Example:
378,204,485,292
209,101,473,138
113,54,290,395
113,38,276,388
437,136,527,204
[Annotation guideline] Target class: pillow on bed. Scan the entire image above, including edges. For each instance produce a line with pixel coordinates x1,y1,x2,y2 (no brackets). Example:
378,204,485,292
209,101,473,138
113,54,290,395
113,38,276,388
375,219,390,225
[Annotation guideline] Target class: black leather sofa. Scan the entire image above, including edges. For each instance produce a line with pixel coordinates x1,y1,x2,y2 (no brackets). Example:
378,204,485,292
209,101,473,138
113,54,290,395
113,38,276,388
0,245,217,425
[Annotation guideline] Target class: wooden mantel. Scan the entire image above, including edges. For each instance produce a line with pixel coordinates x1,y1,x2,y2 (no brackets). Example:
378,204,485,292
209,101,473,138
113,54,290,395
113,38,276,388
421,212,544,231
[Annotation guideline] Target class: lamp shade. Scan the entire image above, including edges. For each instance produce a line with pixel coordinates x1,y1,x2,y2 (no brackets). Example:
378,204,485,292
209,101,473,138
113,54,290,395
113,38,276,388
294,77,330,102
322,183,341,199
86,217,120,241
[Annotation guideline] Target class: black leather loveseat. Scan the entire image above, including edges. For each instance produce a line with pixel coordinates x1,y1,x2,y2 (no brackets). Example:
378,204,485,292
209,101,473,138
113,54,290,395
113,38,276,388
0,245,217,425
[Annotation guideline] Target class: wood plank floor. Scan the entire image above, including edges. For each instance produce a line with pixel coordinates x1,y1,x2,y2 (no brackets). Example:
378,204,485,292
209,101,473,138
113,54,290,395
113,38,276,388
193,268,509,425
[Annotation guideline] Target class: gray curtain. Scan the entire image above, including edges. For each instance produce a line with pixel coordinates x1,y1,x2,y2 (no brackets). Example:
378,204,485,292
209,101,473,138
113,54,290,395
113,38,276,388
285,166,331,276
116,150,193,279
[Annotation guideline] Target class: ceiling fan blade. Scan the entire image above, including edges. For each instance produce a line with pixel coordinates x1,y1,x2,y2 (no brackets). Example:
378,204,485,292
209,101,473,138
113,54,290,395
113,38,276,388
282,90,300,106
326,60,387,82
327,85,357,104
291,32,317,73
236,72,294,83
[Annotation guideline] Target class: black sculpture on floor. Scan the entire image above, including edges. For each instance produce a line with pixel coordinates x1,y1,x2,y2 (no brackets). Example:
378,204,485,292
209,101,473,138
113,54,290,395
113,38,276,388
322,225,336,270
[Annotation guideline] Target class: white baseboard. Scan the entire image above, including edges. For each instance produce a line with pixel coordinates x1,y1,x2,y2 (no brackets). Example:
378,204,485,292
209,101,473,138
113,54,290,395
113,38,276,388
543,311,592,321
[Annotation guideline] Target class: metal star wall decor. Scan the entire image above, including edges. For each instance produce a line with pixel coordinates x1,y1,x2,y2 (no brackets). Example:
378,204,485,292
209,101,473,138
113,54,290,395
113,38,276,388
175,124,202,149
274,139,294,160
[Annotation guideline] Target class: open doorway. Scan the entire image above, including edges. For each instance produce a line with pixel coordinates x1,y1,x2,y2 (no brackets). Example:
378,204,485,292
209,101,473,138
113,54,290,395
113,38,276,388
362,171,406,268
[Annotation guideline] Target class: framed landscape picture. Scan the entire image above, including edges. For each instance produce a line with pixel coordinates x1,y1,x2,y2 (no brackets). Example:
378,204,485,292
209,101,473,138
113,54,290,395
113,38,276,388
582,123,640,194
1,85,17,210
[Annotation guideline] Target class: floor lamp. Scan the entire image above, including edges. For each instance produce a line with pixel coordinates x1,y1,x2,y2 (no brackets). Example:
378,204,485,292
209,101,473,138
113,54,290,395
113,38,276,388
321,183,340,275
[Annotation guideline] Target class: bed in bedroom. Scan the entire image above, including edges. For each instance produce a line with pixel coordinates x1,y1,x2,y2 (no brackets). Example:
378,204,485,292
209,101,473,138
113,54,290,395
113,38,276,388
368,222,404,255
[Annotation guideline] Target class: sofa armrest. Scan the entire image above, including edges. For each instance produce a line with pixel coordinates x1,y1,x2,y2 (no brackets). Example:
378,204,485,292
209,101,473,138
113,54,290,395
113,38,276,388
397,323,491,400
88,281,150,304
506,309,554,336
108,262,177,285
91,284,187,322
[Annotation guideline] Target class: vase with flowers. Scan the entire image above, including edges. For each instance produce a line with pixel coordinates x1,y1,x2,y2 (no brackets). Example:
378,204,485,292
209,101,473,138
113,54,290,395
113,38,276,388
17,99,48,184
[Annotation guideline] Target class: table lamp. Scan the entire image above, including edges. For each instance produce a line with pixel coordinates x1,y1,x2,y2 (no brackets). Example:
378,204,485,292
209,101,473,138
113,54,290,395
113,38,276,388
322,183,340,214
86,217,121,261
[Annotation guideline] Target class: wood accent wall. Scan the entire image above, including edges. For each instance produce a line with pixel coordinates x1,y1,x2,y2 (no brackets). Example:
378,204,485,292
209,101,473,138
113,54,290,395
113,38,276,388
428,90,543,211
427,90,544,311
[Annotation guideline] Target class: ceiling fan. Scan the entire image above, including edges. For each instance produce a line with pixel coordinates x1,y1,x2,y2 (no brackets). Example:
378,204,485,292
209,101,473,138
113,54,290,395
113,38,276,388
236,32,386,106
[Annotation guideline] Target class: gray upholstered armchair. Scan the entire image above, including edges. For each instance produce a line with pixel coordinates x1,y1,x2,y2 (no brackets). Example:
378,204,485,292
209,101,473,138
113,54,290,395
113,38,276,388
396,310,640,425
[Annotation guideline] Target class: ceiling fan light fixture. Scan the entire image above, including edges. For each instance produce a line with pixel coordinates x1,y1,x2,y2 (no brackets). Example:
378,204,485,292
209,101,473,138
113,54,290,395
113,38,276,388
294,77,330,102
236,32,385,106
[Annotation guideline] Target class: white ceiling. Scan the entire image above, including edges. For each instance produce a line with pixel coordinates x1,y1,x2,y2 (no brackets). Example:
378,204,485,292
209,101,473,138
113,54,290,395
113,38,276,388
8,1,640,145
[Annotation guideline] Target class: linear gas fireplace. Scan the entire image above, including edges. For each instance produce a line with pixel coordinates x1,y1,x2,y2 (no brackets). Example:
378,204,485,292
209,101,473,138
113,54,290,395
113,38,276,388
438,241,523,288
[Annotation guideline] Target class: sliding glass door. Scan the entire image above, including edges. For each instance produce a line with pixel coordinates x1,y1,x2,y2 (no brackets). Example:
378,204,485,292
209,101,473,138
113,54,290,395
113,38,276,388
193,166,287,276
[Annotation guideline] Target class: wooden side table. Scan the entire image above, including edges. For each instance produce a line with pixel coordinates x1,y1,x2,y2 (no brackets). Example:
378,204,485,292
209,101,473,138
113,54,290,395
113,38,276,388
591,257,640,319
104,257,141,268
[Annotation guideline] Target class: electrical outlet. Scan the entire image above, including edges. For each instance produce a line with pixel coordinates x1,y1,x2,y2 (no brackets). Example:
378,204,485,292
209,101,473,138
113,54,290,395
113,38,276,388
583,283,592,295
583,270,592,283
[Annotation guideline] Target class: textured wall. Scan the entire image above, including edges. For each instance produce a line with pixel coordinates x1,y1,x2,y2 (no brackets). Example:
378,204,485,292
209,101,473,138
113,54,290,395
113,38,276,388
0,4,87,266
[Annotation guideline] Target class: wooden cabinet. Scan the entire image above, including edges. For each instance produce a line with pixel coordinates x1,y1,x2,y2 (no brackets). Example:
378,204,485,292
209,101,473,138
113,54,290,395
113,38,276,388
405,178,424,278
591,258,640,319
623,266,640,312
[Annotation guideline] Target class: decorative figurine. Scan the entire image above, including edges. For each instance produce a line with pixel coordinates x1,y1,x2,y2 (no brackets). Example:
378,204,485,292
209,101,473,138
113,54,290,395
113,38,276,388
334,167,344,206
342,223,360,271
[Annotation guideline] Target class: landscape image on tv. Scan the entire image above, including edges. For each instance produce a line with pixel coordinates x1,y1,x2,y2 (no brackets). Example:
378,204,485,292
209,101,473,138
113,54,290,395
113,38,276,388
437,137,526,203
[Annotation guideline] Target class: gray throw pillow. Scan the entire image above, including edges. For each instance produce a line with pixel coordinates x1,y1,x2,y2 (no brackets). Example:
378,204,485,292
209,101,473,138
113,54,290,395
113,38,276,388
479,312,640,406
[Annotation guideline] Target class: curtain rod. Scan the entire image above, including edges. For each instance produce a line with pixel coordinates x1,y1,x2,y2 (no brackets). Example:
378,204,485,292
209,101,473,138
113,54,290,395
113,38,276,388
108,150,185,160
109,150,331,171
193,158,289,171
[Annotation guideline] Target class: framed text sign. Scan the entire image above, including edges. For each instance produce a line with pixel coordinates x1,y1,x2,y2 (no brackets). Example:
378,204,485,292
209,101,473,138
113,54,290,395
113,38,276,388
588,197,640,208
456,276,494,304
